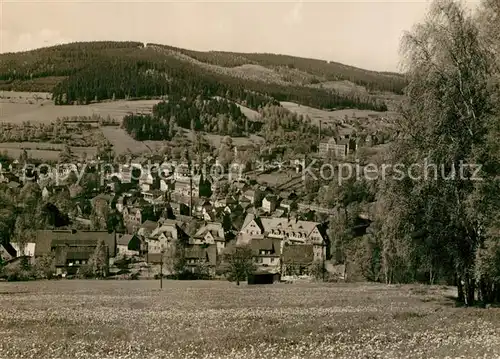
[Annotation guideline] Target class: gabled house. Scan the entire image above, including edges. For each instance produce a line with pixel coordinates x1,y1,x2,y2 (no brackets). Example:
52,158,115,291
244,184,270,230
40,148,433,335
239,214,327,262
10,242,36,257
251,238,281,271
146,220,188,254
138,220,158,238
0,242,17,262
193,222,226,254
194,198,213,218
262,195,278,214
184,244,217,276
242,188,263,207
117,234,144,256
214,196,238,209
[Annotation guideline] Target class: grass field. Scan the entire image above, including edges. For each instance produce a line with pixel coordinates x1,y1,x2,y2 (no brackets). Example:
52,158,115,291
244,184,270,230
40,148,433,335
280,101,399,134
0,281,498,359
0,98,159,124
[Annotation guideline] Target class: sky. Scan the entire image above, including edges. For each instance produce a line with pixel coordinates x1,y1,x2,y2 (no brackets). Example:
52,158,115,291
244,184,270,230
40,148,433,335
0,0,482,72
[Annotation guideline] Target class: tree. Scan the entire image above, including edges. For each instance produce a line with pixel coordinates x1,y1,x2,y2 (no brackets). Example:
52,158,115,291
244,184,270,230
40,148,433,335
88,239,108,278
384,0,500,304
19,149,28,164
34,253,56,279
58,145,76,163
224,246,255,285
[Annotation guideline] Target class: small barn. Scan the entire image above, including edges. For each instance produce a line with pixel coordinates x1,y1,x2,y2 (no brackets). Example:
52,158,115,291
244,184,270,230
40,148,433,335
248,271,281,285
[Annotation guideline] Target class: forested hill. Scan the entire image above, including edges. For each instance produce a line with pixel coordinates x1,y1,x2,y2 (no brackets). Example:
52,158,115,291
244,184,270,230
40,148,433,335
0,41,405,111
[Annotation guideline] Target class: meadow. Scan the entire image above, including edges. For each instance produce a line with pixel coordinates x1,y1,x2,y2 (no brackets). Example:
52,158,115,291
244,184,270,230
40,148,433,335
280,101,399,135
0,280,498,359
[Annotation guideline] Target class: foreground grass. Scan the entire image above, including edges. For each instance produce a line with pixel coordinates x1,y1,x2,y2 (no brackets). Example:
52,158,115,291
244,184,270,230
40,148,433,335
0,281,499,359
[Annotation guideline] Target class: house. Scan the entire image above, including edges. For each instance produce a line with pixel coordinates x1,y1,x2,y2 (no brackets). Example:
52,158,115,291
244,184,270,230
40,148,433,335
192,222,226,254
232,181,248,193
168,202,190,217
123,207,143,231
239,214,327,262
146,220,186,254
117,234,144,256
251,238,281,271
141,190,164,205
318,137,356,158
214,196,238,209
10,242,36,257
194,198,213,217
243,189,263,207
262,195,278,213
34,230,116,276
137,220,158,238
0,242,17,261
282,244,314,276
184,244,217,276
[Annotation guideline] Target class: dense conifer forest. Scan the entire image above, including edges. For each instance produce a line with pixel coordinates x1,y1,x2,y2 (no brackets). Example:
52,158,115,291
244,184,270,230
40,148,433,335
0,41,394,111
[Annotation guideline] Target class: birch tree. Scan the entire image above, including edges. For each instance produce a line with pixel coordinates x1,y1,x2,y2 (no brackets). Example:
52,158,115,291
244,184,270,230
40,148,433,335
387,0,500,304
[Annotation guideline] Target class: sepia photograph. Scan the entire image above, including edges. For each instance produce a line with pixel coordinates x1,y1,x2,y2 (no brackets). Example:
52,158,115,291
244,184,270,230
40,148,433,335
0,0,499,358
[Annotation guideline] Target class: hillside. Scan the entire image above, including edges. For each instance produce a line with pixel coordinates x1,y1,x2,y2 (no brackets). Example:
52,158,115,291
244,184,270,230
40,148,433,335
0,41,405,112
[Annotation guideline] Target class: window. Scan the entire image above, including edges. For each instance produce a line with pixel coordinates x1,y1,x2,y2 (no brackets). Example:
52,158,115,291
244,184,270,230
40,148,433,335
270,258,275,263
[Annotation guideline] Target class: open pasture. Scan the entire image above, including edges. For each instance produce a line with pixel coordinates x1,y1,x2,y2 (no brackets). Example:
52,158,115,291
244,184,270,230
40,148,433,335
280,101,398,132
0,99,160,124
0,145,97,162
0,280,499,359
100,127,153,155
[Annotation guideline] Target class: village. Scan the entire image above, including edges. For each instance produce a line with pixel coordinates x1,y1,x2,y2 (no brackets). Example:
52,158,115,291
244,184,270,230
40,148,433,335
0,138,372,283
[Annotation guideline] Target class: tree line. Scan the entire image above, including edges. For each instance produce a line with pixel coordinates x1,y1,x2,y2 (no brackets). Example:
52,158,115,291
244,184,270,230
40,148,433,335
319,0,500,306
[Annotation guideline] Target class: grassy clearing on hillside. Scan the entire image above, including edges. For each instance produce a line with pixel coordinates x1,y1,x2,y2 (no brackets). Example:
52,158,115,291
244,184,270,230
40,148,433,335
100,127,153,155
0,281,498,359
0,145,97,161
0,94,159,124
280,101,398,135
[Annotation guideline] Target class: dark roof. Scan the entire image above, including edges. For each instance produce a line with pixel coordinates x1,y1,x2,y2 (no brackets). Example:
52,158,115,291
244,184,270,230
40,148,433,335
92,193,113,203
282,244,314,264
185,244,217,266
117,234,134,246
251,239,280,257
35,230,116,257
1,242,17,258
140,220,158,232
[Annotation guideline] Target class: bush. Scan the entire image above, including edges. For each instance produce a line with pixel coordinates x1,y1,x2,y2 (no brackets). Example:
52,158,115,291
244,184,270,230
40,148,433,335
33,254,56,279
309,262,327,280
77,264,95,279
4,267,35,282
